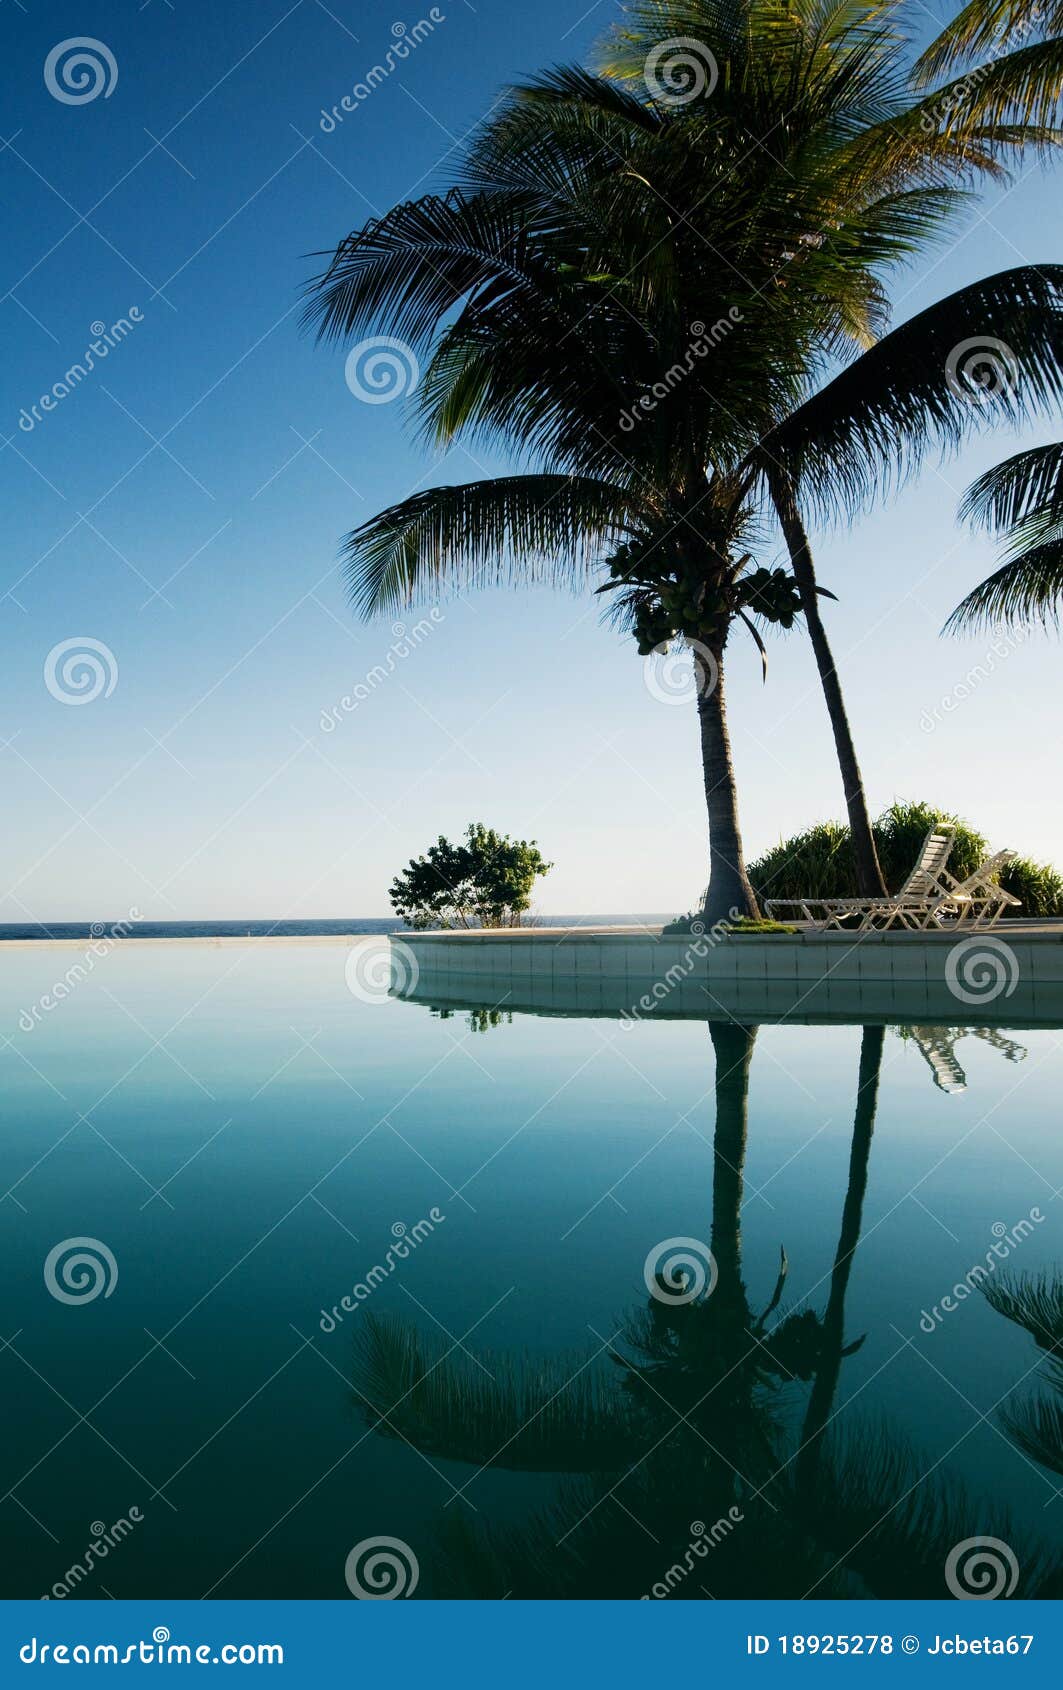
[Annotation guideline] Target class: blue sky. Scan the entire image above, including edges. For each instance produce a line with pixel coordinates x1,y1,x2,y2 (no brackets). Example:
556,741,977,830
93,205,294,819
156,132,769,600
2,0,1062,920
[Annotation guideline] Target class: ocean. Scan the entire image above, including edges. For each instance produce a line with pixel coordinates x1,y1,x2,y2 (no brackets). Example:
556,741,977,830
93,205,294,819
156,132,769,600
0,915,673,941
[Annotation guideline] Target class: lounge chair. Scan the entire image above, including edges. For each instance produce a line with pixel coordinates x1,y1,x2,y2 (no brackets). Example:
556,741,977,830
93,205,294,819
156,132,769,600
766,828,1021,931
908,1026,968,1094
765,825,961,930
902,1023,1027,1095
945,849,1021,926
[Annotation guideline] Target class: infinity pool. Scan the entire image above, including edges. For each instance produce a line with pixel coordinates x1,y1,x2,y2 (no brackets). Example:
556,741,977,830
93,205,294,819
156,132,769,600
1,940,1060,1599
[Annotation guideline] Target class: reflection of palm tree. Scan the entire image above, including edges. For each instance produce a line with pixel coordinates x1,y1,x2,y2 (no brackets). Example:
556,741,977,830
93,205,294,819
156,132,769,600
796,1027,881,1494
348,1022,1062,1596
620,1025,790,1437
985,1273,1063,1481
350,1018,804,1594
348,1038,772,1491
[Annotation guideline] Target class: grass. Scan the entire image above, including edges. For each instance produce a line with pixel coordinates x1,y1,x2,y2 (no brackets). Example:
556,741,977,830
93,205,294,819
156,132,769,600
661,914,798,936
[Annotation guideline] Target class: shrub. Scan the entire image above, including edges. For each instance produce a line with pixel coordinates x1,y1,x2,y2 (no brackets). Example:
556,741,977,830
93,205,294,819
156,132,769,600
743,799,1061,916
390,823,551,929
742,819,855,904
869,800,986,892
999,855,1063,918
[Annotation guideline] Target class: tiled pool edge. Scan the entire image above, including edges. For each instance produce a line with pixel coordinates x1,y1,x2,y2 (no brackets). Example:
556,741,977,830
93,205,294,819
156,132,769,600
391,926,1063,986
390,926,1063,1025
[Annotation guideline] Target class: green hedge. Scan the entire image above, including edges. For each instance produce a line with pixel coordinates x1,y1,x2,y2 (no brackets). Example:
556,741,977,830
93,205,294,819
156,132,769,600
746,800,1063,917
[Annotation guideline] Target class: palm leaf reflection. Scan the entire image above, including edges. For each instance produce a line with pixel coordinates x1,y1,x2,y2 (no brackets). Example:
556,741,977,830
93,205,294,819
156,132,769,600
985,1272,1063,1481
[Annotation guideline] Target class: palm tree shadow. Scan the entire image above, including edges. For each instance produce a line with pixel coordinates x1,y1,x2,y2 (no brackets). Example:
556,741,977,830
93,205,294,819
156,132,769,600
347,1022,1063,1597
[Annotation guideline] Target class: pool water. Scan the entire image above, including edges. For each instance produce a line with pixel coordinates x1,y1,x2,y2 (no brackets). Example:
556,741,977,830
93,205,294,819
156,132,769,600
1,940,1060,1600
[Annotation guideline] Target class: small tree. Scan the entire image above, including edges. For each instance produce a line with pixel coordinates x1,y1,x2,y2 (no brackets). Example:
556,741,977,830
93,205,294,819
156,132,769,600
390,824,551,929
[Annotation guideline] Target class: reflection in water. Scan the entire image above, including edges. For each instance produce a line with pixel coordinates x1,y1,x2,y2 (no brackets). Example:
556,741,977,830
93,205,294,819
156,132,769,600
986,1274,1063,1481
897,1025,1028,1095
350,1019,1063,1599
431,1006,514,1034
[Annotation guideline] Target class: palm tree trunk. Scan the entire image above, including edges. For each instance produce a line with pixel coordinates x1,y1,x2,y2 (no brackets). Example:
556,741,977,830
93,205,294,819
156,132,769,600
767,465,887,898
708,1021,757,1290
796,1024,884,1496
696,641,760,924
708,1021,759,1472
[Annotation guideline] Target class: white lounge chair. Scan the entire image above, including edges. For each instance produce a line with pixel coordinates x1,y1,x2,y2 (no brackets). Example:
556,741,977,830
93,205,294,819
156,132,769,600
901,1023,1027,1095
908,1026,968,1094
765,825,962,930
766,829,1022,931
944,850,1021,926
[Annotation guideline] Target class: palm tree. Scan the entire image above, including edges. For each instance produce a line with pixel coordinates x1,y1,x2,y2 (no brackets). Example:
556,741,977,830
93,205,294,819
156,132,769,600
595,0,1063,889
306,2,1063,918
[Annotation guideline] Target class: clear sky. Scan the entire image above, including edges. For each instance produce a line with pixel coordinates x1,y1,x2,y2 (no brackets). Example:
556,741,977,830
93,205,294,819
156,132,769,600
2,0,1061,921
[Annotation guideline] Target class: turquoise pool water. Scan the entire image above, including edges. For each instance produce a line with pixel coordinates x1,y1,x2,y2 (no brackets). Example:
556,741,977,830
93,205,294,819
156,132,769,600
1,940,1060,1599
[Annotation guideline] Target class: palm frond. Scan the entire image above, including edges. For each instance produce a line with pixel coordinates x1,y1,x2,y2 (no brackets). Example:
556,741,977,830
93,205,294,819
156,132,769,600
915,0,1063,83
983,1271,1063,1353
999,1391,1063,1478
797,1420,1063,1596
959,441,1063,529
767,265,1063,511
982,1272,1063,1479
342,474,641,616
350,1313,644,1472
945,536,1063,632
923,38,1063,131
302,190,556,351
